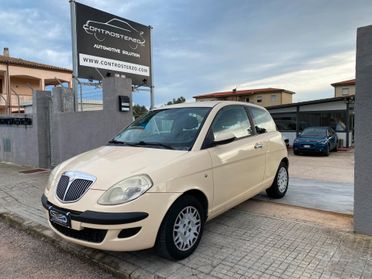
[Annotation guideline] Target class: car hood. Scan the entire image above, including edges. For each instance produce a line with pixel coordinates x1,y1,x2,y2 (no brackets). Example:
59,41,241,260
55,146,188,190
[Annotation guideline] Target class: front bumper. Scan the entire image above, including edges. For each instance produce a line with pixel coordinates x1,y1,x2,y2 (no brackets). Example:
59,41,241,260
41,192,180,251
293,143,327,153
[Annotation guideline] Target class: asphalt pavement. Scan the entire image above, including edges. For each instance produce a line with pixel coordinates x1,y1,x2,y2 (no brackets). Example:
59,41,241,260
0,221,116,279
256,177,353,214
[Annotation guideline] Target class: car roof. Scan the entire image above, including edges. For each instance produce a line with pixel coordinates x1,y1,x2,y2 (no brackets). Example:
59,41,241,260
303,127,331,131
154,101,265,110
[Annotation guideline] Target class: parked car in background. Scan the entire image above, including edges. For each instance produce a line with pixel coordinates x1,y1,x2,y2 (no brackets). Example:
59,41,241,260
293,127,338,156
41,101,288,260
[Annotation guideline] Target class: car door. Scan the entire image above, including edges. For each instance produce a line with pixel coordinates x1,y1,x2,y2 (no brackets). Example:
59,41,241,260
249,106,282,185
205,105,266,214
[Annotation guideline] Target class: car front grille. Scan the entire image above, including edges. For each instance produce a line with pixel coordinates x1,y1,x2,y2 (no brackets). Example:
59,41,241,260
55,172,95,203
56,175,69,200
51,222,107,243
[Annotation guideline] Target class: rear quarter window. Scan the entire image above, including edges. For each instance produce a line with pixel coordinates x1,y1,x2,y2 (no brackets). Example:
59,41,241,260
249,106,277,133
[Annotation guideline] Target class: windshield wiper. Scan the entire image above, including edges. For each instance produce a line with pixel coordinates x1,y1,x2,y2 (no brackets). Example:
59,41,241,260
108,140,137,146
108,139,125,144
132,141,175,150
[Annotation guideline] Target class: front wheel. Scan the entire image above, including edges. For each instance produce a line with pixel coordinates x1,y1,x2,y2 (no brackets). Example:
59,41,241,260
156,195,205,260
266,162,289,199
324,144,330,156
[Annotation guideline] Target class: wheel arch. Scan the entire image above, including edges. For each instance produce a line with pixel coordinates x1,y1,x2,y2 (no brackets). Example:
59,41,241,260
181,189,209,218
281,157,289,167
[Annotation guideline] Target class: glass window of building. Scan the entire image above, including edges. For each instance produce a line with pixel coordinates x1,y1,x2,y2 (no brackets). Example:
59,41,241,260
299,111,347,132
272,113,297,131
342,88,350,96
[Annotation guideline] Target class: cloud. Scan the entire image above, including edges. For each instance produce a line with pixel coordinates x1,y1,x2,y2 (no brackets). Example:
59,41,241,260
1,0,371,108
231,51,355,102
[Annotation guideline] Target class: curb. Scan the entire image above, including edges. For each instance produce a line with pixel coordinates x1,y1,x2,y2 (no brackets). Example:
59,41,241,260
0,212,163,279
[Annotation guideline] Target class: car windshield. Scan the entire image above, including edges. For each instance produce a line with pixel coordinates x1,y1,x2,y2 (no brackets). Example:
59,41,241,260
112,107,211,150
301,127,326,137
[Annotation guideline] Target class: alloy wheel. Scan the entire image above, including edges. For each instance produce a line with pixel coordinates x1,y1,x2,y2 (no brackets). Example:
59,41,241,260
173,206,201,251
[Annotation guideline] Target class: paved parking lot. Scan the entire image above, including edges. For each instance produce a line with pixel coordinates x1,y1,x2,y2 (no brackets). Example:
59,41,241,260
0,160,371,279
288,150,354,184
257,150,354,214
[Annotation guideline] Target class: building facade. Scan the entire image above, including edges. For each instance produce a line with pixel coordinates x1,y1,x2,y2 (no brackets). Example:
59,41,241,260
267,96,354,148
0,48,72,114
331,79,355,97
193,88,295,107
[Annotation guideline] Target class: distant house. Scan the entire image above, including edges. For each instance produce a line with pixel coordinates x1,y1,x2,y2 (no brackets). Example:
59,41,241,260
193,88,295,107
0,47,72,114
331,79,355,97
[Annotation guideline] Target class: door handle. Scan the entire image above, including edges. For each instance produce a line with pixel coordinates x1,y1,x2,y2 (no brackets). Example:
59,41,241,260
254,143,263,149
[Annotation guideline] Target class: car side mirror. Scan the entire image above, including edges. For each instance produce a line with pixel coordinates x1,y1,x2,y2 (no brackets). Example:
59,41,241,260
213,132,236,146
255,126,267,134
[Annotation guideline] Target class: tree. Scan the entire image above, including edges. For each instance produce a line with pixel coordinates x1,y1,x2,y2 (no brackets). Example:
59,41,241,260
166,96,186,105
132,104,148,119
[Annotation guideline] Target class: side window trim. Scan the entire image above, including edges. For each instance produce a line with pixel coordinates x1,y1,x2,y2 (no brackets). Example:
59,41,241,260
201,105,253,149
246,106,266,135
244,106,258,136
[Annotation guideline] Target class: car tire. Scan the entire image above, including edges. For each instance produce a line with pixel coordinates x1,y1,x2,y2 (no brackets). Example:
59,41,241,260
324,144,330,156
266,162,289,199
293,150,299,155
334,145,338,152
156,195,205,260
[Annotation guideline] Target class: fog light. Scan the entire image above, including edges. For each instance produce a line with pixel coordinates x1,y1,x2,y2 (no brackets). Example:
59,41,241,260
118,227,141,238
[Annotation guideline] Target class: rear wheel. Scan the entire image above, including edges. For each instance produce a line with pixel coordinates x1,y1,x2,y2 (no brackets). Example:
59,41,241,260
266,162,289,199
324,144,330,156
156,195,205,260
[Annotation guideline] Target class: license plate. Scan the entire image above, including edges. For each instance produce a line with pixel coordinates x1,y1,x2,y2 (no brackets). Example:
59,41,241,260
49,207,71,228
303,145,311,148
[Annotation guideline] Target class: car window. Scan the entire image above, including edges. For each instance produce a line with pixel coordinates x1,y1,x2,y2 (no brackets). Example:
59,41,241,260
211,106,253,140
250,107,277,134
113,107,210,150
301,127,326,137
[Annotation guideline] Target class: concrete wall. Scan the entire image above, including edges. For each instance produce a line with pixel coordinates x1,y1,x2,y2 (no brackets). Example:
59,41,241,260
354,25,372,235
0,77,133,168
0,116,39,166
50,77,133,166
281,92,293,105
335,85,356,97
0,92,51,167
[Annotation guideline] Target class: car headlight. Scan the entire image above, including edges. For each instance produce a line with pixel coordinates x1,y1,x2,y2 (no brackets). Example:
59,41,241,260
46,166,60,191
98,175,153,205
320,139,328,144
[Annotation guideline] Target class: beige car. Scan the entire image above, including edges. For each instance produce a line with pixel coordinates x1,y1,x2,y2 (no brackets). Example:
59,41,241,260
42,101,288,260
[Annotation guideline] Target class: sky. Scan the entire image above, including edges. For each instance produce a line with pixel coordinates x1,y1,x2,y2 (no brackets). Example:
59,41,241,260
1,0,371,107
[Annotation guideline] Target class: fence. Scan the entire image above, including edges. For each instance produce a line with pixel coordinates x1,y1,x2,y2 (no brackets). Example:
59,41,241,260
0,90,33,114
0,77,133,168
0,80,105,115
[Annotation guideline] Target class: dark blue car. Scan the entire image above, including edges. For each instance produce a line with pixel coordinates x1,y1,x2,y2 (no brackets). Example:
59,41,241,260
293,127,338,156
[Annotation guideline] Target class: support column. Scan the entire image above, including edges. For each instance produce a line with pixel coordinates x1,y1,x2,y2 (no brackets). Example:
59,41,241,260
354,25,372,235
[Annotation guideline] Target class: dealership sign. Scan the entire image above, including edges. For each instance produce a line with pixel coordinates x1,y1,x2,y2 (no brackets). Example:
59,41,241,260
73,2,152,86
